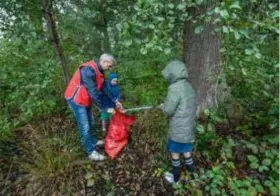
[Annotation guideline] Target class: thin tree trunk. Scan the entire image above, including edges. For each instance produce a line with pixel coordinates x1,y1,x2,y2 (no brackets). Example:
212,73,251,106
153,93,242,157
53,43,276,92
183,0,221,110
42,0,69,83
103,18,111,53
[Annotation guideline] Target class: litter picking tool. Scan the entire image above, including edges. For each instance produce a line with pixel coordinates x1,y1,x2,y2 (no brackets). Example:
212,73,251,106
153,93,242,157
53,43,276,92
122,106,156,113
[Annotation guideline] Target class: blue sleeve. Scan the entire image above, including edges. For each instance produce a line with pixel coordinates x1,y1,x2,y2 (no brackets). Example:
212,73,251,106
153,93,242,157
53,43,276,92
80,67,102,108
102,83,117,103
112,88,120,102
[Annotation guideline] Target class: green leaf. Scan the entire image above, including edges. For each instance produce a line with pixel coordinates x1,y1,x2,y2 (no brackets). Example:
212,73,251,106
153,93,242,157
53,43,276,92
168,3,174,9
247,155,258,163
240,189,248,195
148,24,155,29
266,136,279,144
86,179,95,187
164,48,171,54
222,26,229,33
123,39,132,46
220,10,229,18
182,12,189,18
245,48,254,55
255,53,262,59
220,48,226,53
246,143,258,154
212,166,221,173
140,47,147,55
249,162,259,169
206,171,214,178
239,29,250,38
195,0,204,5
172,182,182,189
230,2,242,10
85,173,93,179
255,184,265,193
116,23,122,31
194,25,204,34
210,188,220,195
234,31,241,40
262,159,272,166
156,17,164,22
204,108,210,116
264,180,273,187
196,124,205,134
177,3,186,10
248,187,257,196
134,38,141,44
214,7,220,13
241,68,247,75
156,46,163,51
207,123,215,132
269,186,279,195
258,165,269,172
226,161,235,168
271,11,279,18
31,32,36,38
268,3,277,10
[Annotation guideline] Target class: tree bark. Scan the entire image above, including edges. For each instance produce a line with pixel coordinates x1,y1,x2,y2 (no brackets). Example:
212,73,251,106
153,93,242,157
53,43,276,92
183,0,221,109
42,0,69,83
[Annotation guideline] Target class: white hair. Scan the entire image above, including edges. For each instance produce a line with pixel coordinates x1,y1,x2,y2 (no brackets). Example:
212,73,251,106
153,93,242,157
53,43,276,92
99,53,116,65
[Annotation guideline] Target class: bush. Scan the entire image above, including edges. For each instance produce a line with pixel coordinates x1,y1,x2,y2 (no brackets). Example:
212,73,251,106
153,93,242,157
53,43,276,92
2,116,86,195
0,38,66,138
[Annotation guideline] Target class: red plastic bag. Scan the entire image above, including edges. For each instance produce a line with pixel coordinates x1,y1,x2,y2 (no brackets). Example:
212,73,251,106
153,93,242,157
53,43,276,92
105,110,136,159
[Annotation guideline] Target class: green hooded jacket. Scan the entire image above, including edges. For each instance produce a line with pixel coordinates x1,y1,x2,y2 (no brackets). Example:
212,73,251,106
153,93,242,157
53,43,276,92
161,60,197,143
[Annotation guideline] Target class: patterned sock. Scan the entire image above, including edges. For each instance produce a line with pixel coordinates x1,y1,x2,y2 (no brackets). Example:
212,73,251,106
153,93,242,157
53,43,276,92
185,157,194,172
172,159,181,182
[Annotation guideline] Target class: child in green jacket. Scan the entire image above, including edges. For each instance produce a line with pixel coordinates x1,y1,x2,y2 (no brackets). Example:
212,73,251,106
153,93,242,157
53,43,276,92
160,60,197,184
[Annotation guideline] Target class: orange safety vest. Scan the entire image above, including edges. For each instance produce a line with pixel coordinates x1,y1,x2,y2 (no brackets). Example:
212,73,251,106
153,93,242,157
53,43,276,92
64,60,104,107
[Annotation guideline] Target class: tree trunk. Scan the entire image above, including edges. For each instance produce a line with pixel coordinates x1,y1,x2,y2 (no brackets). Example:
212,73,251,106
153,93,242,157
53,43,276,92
42,0,69,83
103,18,111,53
183,0,221,110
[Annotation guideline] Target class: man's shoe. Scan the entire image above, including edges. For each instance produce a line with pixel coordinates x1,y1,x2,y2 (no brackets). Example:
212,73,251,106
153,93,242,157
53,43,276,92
95,140,104,146
88,150,106,161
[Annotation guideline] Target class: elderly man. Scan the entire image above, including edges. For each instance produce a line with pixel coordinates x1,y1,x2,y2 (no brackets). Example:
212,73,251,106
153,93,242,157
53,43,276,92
65,53,122,161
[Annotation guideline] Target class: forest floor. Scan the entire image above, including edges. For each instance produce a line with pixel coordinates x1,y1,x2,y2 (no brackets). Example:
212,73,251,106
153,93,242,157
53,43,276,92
0,111,278,195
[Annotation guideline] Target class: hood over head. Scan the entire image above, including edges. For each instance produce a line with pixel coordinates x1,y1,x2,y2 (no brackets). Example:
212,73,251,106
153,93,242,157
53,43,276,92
161,60,188,84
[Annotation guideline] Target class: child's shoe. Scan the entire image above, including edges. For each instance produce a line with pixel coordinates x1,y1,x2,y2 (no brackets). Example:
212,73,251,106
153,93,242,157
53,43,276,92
164,171,175,184
95,140,104,146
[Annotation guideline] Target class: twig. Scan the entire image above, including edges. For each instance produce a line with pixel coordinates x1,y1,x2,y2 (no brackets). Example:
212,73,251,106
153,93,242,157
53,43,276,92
2,159,14,193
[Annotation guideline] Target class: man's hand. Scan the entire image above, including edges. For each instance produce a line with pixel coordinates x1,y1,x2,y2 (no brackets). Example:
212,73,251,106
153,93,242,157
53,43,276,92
115,101,126,113
159,103,164,110
115,101,123,110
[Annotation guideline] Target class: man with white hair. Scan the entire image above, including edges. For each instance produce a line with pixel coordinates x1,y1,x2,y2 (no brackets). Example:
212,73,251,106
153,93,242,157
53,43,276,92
65,53,123,161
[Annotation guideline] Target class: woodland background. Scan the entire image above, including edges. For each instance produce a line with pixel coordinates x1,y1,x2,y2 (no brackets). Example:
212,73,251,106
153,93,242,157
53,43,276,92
0,0,279,195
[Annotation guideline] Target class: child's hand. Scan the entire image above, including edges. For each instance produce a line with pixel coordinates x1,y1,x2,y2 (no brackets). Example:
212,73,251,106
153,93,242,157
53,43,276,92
159,103,164,109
